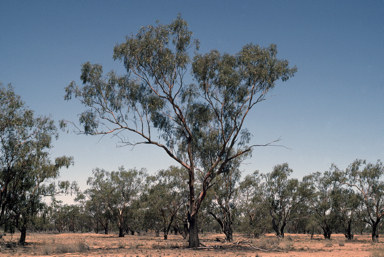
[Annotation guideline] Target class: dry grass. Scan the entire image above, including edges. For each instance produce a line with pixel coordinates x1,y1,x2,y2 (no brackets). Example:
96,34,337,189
0,232,380,256
370,244,384,257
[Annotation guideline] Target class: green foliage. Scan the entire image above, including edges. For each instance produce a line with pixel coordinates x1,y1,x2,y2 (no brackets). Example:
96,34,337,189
142,166,188,239
83,166,146,237
64,15,296,247
206,160,241,241
262,163,311,238
340,159,384,242
0,83,74,243
238,171,271,237
304,170,341,239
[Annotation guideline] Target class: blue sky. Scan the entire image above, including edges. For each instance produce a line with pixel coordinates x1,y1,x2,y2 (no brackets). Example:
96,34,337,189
1,1,383,201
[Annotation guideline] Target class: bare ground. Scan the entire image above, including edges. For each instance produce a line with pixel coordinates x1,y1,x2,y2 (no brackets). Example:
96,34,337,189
0,232,382,257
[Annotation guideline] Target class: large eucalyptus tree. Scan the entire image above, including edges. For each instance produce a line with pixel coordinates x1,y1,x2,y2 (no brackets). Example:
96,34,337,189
63,15,296,247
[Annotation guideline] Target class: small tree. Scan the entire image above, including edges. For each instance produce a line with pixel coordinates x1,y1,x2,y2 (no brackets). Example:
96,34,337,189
143,166,188,239
329,167,361,240
63,15,296,247
263,163,310,238
238,171,270,237
340,159,384,242
85,167,146,237
207,161,241,242
335,186,361,240
306,170,340,240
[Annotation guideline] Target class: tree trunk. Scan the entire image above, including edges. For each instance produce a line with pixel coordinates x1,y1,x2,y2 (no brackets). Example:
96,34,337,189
223,221,233,242
104,222,108,234
344,219,353,240
119,227,124,237
188,214,199,248
163,222,169,240
210,211,233,242
372,220,380,242
181,218,189,239
271,217,282,238
173,225,178,235
19,226,27,245
272,218,284,238
322,224,331,239
280,222,286,239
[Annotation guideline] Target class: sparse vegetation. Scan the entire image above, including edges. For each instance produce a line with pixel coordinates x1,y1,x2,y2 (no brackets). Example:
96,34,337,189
371,244,384,257
0,230,380,256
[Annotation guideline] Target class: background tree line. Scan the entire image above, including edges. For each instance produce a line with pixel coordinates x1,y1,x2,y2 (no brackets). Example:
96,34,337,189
7,158,383,243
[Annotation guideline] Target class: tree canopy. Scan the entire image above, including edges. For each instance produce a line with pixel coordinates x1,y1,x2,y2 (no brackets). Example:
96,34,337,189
63,15,297,247
0,83,74,244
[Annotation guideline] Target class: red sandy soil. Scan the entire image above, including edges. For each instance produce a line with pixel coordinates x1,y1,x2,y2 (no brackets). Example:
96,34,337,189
0,231,382,256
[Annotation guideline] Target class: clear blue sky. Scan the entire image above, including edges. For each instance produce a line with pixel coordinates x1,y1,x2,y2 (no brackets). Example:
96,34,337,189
1,1,383,201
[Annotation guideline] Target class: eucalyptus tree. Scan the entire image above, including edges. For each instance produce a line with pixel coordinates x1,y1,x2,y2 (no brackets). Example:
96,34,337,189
340,159,384,242
143,166,188,239
322,165,361,240
238,171,270,237
305,170,340,239
207,161,241,242
335,186,361,240
63,15,296,247
123,198,146,235
0,83,74,244
80,169,113,234
110,167,146,237
263,163,311,238
85,167,146,237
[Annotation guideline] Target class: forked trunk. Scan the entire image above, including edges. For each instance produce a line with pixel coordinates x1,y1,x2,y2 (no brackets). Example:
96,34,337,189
322,224,332,240
272,218,284,238
188,214,199,248
209,211,233,242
